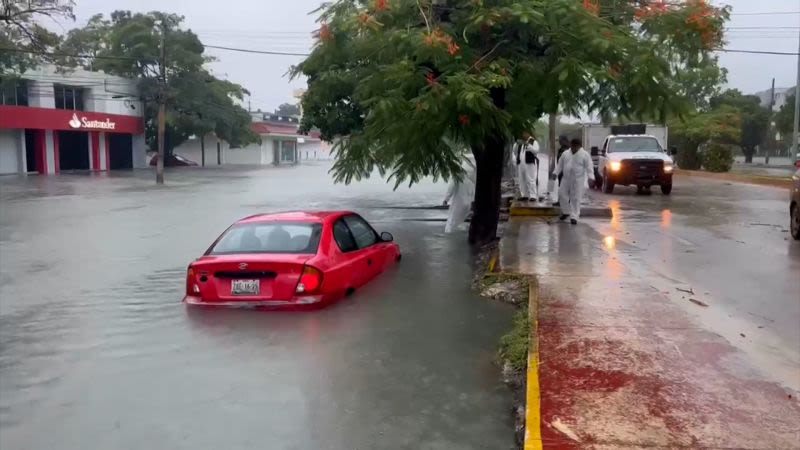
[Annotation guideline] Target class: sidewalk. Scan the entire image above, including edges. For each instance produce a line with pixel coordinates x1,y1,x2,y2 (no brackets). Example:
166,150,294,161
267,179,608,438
499,218,800,449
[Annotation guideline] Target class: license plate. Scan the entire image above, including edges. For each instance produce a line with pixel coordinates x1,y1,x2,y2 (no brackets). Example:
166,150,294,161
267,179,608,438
231,279,260,295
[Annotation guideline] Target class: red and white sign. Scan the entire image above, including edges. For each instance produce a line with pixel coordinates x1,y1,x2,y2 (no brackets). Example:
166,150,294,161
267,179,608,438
68,113,117,130
0,105,142,134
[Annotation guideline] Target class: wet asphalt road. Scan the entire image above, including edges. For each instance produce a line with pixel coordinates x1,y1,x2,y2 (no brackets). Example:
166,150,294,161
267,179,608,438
585,176,800,391
0,163,516,450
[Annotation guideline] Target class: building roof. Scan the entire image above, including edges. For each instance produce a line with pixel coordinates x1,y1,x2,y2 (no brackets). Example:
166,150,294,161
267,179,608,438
250,121,321,140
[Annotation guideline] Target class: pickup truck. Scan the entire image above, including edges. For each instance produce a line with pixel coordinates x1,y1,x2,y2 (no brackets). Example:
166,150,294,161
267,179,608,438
596,134,676,195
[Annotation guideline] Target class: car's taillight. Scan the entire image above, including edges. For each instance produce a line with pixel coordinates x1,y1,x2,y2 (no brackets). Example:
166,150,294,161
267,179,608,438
296,266,323,294
186,266,199,295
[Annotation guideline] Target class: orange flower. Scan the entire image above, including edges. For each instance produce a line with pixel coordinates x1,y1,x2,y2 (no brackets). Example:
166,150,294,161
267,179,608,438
358,12,371,25
583,0,599,15
459,115,470,125
447,41,460,56
608,65,621,79
319,23,333,42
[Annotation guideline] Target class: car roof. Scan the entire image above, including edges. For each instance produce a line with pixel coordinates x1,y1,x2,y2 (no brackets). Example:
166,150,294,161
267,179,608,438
608,134,658,139
237,211,352,224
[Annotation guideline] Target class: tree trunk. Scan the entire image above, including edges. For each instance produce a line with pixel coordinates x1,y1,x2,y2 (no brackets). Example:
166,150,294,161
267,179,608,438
467,86,507,245
743,146,754,163
468,136,506,245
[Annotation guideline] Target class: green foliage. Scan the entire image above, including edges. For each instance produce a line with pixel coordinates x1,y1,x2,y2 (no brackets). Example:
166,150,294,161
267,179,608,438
710,89,770,157
58,11,257,153
498,307,529,372
702,142,733,173
0,0,74,73
669,105,740,169
775,91,796,147
294,0,729,188
275,102,301,116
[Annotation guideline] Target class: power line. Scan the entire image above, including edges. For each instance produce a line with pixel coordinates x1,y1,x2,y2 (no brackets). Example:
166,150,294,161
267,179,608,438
730,11,800,16
203,44,310,57
714,48,800,55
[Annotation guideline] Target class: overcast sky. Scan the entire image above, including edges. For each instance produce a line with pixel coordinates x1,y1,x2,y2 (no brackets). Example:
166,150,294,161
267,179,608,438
61,0,799,112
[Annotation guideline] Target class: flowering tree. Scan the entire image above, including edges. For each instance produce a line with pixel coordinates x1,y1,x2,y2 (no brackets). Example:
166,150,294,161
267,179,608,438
295,0,728,244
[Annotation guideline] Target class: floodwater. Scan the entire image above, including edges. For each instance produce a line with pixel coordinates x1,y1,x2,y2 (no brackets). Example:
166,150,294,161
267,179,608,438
0,163,516,450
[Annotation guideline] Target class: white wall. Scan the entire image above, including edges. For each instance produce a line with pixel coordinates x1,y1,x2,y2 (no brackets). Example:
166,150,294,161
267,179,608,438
132,134,147,169
0,130,22,174
298,140,333,160
173,134,231,166
225,141,262,165
23,65,142,117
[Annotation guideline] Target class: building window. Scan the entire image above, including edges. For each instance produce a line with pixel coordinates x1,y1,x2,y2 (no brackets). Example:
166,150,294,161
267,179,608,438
0,78,28,106
54,85,84,110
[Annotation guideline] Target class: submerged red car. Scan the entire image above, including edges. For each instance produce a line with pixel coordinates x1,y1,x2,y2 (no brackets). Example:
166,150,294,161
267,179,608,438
183,211,401,308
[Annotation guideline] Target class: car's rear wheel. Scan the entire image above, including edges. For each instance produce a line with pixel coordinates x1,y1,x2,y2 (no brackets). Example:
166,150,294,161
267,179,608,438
661,183,673,195
791,203,800,240
602,173,614,194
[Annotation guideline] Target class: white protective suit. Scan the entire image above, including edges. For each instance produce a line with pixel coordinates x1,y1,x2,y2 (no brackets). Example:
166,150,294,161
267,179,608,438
516,140,540,199
444,157,476,233
555,148,595,220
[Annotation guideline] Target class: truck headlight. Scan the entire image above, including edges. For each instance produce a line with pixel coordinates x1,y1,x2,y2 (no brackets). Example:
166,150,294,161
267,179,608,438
664,164,674,173
609,161,622,172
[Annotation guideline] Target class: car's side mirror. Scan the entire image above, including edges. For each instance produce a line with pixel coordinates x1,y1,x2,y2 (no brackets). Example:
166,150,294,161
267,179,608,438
380,232,394,242
670,146,678,156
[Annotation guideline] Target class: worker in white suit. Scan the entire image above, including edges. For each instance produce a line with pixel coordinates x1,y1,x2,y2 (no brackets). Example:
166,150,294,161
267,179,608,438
555,138,595,224
515,133,540,201
443,155,476,233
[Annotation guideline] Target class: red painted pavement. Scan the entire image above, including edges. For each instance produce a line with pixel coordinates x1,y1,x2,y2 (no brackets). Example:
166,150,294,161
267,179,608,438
501,218,800,448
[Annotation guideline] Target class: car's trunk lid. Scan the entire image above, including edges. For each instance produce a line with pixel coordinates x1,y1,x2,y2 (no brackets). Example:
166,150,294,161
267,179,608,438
191,254,313,301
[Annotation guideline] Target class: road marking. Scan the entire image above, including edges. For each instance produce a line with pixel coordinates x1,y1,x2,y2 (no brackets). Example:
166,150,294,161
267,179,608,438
524,279,543,450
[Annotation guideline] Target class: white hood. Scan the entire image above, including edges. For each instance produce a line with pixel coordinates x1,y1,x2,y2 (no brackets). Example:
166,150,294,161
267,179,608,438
608,151,673,163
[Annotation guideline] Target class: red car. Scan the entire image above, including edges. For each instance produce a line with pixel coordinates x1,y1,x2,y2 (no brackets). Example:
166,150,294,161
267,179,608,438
183,211,401,308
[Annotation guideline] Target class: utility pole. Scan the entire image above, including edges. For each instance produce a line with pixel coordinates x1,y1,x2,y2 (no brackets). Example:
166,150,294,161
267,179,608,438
156,22,167,185
793,29,800,158
765,78,775,165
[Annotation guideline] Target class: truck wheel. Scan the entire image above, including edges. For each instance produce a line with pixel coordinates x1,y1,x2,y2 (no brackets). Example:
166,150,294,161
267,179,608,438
791,203,800,240
602,175,614,194
661,183,673,195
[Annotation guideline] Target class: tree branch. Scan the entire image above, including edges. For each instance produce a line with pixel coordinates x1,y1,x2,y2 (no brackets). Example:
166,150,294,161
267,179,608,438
416,0,431,33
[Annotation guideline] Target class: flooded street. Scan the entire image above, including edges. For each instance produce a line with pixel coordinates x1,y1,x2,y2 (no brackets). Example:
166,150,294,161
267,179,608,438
0,164,516,450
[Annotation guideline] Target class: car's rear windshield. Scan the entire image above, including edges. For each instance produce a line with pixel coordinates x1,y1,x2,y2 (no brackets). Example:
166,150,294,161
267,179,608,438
610,137,661,152
209,222,323,255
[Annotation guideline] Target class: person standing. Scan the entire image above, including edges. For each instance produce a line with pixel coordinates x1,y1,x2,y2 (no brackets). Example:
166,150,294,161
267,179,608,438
555,138,595,224
515,133,540,201
444,155,476,233
550,135,571,206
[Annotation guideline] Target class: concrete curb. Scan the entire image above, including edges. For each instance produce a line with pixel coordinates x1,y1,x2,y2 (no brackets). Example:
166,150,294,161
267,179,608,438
523,277,542,450
675,168,793,189
510,205,613,218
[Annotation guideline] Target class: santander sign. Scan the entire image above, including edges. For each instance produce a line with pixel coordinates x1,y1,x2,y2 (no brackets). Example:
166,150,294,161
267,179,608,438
68,113,116,130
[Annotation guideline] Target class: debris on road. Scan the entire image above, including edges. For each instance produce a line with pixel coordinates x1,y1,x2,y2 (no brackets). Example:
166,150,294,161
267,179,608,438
676,287,695,295
740,333,746,338
689,298,709,307
550,418,581,442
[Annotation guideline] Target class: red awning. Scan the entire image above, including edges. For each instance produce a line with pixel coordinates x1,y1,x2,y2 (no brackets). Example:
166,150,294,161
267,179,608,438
0,105,144,134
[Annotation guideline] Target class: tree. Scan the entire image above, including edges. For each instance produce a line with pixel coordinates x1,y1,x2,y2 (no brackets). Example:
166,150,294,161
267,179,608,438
775,90,796,148
294,0,728,244
710,89,769,163
670,105,740,169
0,0,74,73
59,11,258,156
275,102,301,116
